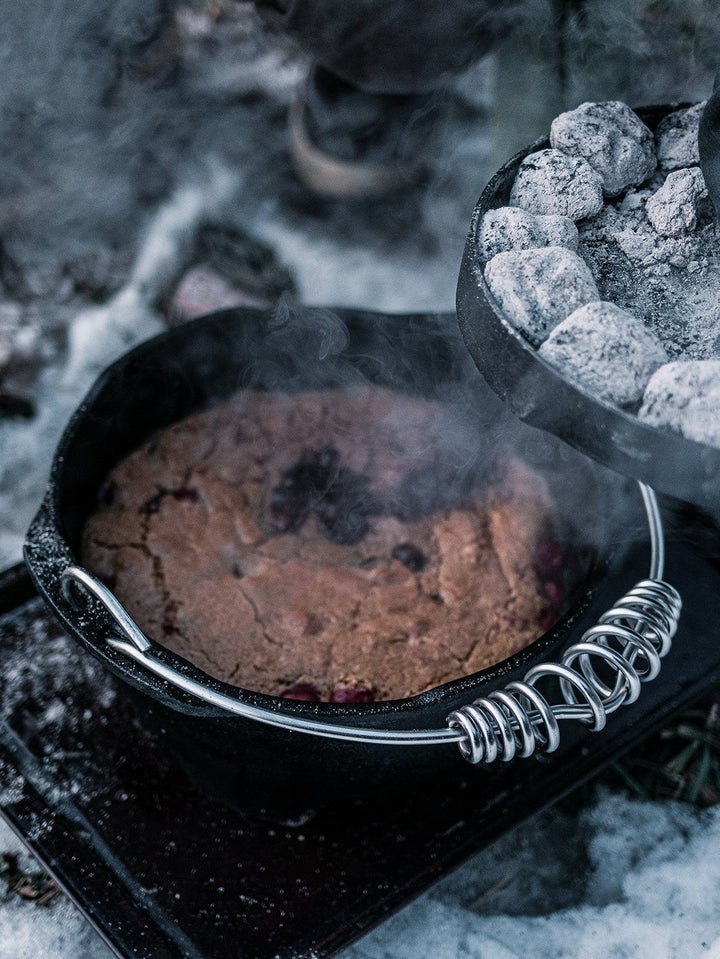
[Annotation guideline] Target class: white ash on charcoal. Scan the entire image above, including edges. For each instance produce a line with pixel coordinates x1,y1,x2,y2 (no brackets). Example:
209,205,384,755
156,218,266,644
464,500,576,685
484,246,599,347
485,98,720,446
645,167,708,237
549,101,656,197
639,360,720,447
477,207,578,260
655,103,705,171
509,149,604,221
538,301,667,408
577,179,719,363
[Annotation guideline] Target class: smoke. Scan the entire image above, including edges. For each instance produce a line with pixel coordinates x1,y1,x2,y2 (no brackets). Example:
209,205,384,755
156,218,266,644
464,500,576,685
0,0,717,295
0,1,302,279
0,1,718,570
230,296,637,573
0,0,170,243
560,0,719,105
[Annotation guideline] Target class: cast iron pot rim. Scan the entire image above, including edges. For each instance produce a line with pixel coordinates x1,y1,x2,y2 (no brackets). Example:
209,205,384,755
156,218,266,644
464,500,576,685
24,307,612,728
456,103,720,511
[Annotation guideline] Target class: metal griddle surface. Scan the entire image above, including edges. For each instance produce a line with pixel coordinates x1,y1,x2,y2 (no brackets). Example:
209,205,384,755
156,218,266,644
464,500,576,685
2,535,720,959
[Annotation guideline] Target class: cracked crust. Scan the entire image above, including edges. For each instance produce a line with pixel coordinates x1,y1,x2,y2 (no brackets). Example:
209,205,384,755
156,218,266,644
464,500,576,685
82,386,556,701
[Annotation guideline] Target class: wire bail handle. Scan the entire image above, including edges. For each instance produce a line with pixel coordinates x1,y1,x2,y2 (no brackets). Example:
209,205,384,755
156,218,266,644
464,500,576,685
61,481,680,763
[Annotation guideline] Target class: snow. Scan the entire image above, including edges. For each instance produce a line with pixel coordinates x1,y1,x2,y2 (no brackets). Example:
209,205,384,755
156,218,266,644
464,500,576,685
0,818,109,959
347,792,720,958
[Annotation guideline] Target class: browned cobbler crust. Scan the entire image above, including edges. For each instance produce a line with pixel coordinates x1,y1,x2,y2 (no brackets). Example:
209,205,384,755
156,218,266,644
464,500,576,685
82,386,555,701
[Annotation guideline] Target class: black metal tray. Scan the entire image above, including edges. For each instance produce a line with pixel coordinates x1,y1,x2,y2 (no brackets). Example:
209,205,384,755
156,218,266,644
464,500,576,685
2,536,720,959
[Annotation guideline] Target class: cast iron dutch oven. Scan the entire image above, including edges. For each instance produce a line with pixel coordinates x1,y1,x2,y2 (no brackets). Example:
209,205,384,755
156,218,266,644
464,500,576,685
22,303,644,816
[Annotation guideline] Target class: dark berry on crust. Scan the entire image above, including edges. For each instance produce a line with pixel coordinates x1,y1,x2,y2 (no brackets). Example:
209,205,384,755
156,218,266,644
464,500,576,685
281,680,322,702
97,480,116,507
270,445,340,532
535,538,564,573
162,601,180,637
271,445,379,544
392,542,427,572
98,572,117,592
172,487,200,504
542,580,562,606
330,684,374,703
142,490,165,515
315,471,377,545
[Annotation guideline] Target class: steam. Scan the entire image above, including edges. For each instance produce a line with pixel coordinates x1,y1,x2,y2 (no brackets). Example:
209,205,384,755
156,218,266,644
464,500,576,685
0,2,719,572
0,1,301,276
232,297,639,565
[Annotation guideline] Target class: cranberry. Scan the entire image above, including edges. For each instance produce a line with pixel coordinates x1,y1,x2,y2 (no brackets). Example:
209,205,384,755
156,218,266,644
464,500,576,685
539,609,559,632
536,539,564,574
535,539,566,632
171,487,199,504
162,601,180,637
281,681,322,702
392,542,426,572
331,685,374,703
543,580,562,606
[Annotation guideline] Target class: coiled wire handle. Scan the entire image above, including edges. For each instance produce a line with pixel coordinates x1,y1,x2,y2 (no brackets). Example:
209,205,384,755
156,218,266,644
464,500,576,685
60,482,680,762
447,577,680,763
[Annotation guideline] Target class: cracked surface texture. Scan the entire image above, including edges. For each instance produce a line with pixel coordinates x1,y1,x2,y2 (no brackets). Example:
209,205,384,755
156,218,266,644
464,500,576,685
82,386,556,701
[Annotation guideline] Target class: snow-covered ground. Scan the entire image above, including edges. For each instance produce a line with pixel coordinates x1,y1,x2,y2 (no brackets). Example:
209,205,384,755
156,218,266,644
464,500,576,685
2,3,720,956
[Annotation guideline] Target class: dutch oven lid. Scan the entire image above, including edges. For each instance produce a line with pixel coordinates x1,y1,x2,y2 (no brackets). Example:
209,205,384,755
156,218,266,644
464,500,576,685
455,105,720,512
